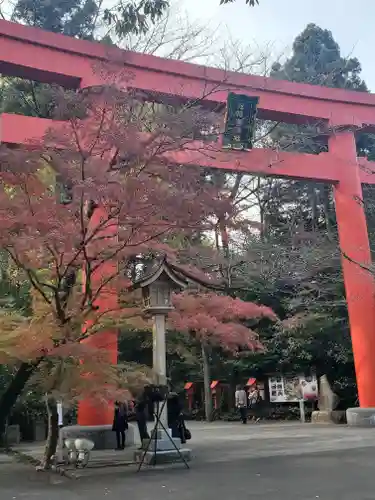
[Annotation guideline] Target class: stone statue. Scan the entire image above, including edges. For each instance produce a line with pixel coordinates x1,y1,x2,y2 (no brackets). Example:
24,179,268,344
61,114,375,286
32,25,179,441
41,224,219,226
318,375,339,412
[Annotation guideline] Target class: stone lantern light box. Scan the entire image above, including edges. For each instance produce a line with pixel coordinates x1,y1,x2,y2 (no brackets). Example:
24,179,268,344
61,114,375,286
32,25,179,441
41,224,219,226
135,258,188,315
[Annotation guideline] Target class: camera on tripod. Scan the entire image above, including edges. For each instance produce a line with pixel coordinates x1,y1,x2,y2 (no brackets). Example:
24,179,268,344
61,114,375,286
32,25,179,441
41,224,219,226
143,384,169,404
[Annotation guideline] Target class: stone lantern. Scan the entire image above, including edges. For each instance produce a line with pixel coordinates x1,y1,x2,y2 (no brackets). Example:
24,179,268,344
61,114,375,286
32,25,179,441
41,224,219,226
132,258,187,427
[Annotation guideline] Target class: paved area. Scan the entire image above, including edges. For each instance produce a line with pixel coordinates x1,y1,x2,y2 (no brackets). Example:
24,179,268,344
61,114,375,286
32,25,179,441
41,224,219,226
2,422,375,499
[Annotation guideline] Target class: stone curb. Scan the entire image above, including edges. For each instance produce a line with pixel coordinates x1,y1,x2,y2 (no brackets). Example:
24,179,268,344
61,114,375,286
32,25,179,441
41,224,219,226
1,446,77,480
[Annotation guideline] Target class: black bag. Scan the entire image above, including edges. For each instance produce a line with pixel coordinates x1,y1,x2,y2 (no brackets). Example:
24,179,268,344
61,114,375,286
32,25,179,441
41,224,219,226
184,426,191,441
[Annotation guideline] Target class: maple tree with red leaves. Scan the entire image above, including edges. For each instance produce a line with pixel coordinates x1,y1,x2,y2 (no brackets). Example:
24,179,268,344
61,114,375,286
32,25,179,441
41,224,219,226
0,79,239,455
169,291,276,419
170,291,275,350
0,70,276,454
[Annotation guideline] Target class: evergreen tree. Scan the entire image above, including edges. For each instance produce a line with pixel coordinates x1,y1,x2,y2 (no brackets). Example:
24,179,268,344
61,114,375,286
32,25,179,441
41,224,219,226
1,0,170,117
270,24,374,160
12,0,99,40
264,24,372,239
11,0,169,40
271,24,367,90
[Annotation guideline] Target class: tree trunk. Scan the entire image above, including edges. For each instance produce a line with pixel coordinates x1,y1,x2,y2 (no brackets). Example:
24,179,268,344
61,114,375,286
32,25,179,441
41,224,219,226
0,362,37,444
201,342,212,421
309,184,318,232
322,184,334,239
40,394,59,470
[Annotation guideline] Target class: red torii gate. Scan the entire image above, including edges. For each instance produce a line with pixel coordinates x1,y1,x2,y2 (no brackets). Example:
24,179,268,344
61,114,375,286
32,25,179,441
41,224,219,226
1,20,375,424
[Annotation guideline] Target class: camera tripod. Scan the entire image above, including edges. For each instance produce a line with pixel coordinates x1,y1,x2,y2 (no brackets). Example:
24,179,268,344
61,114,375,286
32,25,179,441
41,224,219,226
137,397,190,471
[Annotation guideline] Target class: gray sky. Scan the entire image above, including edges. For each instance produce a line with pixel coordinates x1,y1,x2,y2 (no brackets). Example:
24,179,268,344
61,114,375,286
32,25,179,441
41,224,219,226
184,0,375,90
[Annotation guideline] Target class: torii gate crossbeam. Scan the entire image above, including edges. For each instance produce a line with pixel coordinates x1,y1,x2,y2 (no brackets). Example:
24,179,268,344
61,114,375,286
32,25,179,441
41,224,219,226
1,20,375,425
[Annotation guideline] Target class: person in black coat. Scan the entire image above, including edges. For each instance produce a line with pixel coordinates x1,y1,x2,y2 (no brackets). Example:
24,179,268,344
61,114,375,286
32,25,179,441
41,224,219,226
112,401,128,450
167,392,186,444
135,399,150,446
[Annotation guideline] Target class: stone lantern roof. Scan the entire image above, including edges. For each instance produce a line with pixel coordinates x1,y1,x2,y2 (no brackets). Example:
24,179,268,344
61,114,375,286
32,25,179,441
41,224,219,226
130,257,190,314
131,257,189,291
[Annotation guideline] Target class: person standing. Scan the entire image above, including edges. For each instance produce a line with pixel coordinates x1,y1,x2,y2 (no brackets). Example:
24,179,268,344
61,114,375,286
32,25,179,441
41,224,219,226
135,399,150,448
167,392,187,443
248,386,262,422
235,385,248,424
112,401,128,450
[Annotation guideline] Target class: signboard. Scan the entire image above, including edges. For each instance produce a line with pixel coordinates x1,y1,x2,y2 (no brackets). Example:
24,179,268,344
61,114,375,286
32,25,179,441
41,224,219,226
268,375,318,403
222,93,259,151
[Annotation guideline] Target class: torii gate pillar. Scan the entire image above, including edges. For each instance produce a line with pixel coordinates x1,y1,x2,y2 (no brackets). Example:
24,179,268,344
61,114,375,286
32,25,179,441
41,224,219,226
330,129,375,419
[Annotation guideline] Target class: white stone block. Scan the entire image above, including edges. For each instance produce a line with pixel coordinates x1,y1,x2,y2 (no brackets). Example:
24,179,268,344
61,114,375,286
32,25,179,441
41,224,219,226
134,448,192,465
59,423,136,450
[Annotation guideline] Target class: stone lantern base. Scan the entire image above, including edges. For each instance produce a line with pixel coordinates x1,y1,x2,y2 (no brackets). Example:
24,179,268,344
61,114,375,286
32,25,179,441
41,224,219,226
134,448,192,465
134,428,191,466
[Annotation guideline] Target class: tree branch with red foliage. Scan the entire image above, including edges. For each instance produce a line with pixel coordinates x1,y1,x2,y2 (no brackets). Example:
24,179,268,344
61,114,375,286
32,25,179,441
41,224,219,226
169,291,277,352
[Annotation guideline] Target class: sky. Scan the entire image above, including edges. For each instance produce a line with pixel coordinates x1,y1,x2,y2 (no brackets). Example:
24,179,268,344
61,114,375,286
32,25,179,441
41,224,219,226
183,0,375,91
